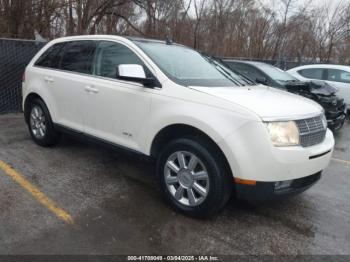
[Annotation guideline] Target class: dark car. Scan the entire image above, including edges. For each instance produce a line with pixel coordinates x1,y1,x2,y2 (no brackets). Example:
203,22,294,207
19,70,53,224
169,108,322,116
222,60,347,131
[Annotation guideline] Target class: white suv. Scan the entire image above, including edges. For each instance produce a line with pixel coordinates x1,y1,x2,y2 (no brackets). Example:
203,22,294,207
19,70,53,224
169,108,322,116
23,36,334,217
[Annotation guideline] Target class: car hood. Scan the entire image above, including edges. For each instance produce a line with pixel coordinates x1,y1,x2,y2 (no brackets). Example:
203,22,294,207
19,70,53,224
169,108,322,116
190,85,323,119
306,80,338,95
282,80,337,96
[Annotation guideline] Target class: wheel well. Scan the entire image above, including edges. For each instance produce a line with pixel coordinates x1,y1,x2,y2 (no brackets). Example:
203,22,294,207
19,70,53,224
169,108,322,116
150,124,233,177
24,93,43,123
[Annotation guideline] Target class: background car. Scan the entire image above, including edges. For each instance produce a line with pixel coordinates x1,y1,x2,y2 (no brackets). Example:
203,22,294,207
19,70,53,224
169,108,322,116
287,64,350,111
222,60,347,131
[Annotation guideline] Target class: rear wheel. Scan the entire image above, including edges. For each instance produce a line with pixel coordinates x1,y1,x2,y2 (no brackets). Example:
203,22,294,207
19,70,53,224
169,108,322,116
27,98,60,147
157,138,232,218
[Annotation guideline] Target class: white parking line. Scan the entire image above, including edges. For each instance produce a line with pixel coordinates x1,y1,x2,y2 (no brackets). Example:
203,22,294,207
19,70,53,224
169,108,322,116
332,158,350,166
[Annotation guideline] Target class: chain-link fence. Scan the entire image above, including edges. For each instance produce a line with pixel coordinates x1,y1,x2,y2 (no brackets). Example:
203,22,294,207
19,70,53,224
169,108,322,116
0,38,46,114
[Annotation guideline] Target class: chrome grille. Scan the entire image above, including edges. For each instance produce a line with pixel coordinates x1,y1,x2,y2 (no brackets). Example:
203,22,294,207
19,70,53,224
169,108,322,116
295,116,326,147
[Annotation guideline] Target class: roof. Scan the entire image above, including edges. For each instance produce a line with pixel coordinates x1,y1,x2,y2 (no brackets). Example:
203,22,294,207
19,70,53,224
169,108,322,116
48,35,175,46
287,64,350,72
223,59,273,67
126,36,167,44
45,35,186,51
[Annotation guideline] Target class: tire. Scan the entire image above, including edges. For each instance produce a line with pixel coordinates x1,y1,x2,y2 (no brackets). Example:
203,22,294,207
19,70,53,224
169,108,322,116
157,137,232,218
27,98,60,147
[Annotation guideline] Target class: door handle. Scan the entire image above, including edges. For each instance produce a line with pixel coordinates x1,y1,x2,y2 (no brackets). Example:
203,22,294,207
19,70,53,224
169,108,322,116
90,87,99,94
44,76,54,83
85,85,99,94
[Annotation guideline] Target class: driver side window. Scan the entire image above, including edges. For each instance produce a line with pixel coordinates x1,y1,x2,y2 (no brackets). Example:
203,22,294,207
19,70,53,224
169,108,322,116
92,41,146,79
228,63,265,81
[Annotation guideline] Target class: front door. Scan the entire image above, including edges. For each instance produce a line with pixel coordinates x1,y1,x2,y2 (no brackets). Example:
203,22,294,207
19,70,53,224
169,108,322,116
83,41,154,152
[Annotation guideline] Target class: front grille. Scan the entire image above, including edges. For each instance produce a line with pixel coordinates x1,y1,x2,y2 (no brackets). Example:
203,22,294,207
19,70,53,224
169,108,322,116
295,116,326,147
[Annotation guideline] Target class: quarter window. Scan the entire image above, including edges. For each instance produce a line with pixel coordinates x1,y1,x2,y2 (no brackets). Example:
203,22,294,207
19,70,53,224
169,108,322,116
298,68,324,80
327,69,350,84
60,41,96,74
92,41,145,79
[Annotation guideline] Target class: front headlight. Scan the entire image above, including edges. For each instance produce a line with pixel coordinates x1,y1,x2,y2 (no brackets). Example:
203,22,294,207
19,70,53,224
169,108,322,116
265,121,300,147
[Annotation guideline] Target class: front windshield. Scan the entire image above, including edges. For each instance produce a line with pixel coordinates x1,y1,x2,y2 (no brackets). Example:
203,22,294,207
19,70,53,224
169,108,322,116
258,64,297,82
134,40,253,87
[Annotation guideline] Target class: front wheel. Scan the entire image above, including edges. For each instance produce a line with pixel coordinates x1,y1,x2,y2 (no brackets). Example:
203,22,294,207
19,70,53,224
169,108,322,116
157,138,232,218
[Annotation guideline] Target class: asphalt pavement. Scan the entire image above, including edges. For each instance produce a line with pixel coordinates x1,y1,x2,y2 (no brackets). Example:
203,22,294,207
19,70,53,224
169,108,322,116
0,114,349,255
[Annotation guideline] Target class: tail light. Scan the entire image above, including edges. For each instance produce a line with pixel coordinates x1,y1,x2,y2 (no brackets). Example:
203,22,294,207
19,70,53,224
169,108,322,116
22,72,26,82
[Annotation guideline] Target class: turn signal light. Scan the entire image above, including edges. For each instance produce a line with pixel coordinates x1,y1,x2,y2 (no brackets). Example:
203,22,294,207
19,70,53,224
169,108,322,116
234,178,257,186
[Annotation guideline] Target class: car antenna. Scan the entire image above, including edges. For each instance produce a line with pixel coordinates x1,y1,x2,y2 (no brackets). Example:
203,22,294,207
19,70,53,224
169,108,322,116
165,27,172,45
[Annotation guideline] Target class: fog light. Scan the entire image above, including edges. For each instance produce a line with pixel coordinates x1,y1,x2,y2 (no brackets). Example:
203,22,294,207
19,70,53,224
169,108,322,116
275,180,293,191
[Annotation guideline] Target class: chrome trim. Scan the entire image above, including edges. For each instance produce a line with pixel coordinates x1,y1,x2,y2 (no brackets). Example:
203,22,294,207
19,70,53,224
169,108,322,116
296,116,327,147
262,112,323,122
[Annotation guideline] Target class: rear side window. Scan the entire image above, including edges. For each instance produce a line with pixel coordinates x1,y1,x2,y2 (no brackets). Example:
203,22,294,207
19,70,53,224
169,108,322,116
60,41,96,74
327,69,350,84
35,42,66,69
298,68,324,80
92,41,146,79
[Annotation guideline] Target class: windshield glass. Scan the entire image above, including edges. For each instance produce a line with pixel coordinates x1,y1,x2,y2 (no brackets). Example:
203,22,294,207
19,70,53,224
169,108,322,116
257,64,297,82
134,40,254,87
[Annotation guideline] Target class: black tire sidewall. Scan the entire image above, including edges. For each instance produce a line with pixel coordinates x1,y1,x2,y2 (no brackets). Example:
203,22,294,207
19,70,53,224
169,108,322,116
157,138,231,218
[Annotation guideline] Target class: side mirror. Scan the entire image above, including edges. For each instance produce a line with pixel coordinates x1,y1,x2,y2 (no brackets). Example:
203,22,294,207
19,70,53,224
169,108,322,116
256,77,268,85
117,64,160,88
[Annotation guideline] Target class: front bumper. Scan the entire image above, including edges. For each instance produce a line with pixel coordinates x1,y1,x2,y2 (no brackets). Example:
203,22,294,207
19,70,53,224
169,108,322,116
324,98,347,131
235,172,322,204
219,121,334,182
327,113,346,131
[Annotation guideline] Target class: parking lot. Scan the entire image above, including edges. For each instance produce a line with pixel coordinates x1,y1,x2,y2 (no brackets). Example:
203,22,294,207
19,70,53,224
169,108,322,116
0,113,349,255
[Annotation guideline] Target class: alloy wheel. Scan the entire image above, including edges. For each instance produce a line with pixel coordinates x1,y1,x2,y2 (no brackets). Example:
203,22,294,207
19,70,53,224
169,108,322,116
30,105,47,139
164,151,210,206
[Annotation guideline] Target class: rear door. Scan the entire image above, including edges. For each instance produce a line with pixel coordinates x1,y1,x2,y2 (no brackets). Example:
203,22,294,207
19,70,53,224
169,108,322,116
45,40,96,131
325,69,350,105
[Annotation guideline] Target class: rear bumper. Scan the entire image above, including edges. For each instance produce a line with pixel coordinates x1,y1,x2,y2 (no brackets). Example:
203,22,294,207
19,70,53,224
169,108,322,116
235,172,322,204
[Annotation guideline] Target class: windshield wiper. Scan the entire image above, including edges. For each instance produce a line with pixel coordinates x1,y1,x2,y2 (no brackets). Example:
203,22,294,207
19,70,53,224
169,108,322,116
201,55,244,86
228,69,256,86
204,55,257,86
